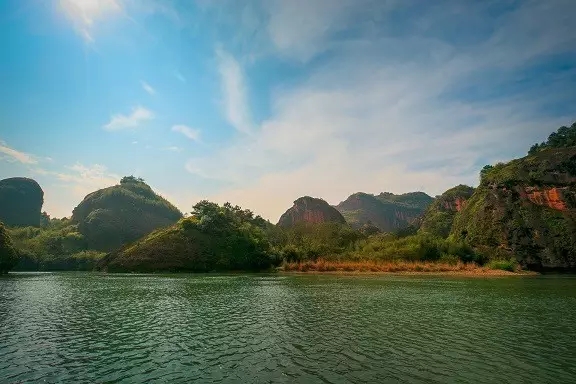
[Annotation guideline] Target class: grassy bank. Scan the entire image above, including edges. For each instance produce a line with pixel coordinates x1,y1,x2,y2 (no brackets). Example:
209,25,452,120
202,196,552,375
280,259,535,276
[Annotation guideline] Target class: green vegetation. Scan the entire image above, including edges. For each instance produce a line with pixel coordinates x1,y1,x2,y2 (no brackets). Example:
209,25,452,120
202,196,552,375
487,259,518,272
0,177,44,227
336,191,432,231
529,121,576,154
419,185,475,238
0,221,19,274
8,218,106,271
100,201,278,272
72,176,183,251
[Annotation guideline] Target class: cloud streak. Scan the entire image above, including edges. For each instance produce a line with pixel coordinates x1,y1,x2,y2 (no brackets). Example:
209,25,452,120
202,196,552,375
172,125,201,142
59,0,122,42
141,81,156,95
103,106,154,131
216,48,254,135
0,141,38,164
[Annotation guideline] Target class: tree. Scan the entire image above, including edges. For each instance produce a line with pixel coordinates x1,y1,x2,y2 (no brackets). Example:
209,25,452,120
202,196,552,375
0,221,19,274
480,164,494,180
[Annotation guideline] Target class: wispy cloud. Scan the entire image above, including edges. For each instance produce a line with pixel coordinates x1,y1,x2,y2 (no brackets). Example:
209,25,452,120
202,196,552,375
103,106,154,131
174,70,186,83
216,48,253,135
163,146,182,152
141,80,156,95
59,0,122,42
0,140,38,164
184,0,576,221
172,125,201,142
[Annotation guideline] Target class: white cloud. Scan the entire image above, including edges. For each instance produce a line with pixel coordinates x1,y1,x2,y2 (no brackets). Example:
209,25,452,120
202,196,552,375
172,125,201,142
59,0,122,42
141,81,156,95
28,163,121,217
174,70,186,82
103,106,154,131
216,48,253,135
163,146,182,152
0,141,38,164
184,0,576,222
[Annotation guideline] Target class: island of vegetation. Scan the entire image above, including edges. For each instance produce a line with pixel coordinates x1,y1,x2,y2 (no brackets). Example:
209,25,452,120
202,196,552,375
1,121,574,275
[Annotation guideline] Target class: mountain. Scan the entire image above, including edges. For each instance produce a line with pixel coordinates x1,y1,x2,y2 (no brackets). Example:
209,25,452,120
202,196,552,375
419,185,475,238
335,191,433,231
451,145,576,270
0,177,44,227
98,201,276,272
277,196,346,228
71,176,183,251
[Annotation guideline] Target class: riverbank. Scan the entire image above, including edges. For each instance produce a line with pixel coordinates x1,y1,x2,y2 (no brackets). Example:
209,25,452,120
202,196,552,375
280,259,538,276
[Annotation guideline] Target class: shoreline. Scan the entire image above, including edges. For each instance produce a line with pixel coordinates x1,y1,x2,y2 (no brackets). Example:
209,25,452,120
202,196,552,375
279,260,540,277
280,270,539,277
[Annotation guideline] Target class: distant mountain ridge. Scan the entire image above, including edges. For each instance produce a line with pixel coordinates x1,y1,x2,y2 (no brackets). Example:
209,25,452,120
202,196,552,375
335,191,433,232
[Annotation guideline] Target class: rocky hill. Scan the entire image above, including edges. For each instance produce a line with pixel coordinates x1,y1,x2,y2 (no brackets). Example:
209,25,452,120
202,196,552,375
98,201,275,272
419,185,475,237
335,191,433,231
451,145,576,270
451,123,576,270
71,176,182,251
0,177,44,227
277,196,346,228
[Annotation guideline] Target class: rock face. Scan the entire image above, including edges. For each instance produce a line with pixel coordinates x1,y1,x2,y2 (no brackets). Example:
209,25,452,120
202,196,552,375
451,147,576,270
278,196,346,228
419,185,475,238
0,177,44,227
72,177,182,251
336,191,433,232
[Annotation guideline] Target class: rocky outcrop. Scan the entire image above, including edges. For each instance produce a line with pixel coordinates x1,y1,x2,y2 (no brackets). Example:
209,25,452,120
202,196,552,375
278,196,346,228
0,177,44,227
451,147,576,270
419,185,475,238
72,177,182,251
520,187,569,211
335,191,433,232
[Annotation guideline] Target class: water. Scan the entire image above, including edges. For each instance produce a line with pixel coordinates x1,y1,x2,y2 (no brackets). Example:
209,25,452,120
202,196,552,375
1,273,576,383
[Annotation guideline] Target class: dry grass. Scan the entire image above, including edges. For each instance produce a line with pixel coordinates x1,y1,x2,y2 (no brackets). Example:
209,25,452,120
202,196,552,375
281,259,529,276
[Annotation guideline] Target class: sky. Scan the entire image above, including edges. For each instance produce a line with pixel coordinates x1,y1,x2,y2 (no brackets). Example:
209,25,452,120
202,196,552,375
1,0,575,222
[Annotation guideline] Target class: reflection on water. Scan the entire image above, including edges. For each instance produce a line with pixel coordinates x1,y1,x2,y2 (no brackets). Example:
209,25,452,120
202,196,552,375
1,273,576,383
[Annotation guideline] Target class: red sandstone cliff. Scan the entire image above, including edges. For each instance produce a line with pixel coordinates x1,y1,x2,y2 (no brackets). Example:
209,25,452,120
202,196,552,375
277,196,347,228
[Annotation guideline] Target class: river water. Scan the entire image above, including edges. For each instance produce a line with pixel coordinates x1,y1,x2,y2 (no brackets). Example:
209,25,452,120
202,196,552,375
1,273,575,383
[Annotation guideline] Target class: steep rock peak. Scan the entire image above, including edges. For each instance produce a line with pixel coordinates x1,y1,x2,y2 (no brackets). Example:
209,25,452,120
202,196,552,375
278,196,346,227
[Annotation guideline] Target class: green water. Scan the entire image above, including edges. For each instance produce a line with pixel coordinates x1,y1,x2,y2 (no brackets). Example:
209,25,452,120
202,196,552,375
1,273,576,383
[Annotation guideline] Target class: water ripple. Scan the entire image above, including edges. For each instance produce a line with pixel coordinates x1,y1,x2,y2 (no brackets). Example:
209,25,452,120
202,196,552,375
1,273,576,383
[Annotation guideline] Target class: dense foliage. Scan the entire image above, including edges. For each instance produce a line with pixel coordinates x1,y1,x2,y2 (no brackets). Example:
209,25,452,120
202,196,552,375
0,221,19,274
72,177,182,251
100,201,278,272
528,121,576,154
8,218,106,271
0,177,44,227
419,185,475,238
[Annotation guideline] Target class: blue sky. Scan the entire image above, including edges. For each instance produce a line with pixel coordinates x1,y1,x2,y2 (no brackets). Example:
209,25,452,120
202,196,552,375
1,0,575,221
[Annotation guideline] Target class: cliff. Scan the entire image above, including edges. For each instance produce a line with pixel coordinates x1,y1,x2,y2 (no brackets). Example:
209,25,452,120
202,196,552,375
0,177,44,227
335,191,433,231
71,176,182,251
451,146,576,270
419,185,475,238
277,196,346,228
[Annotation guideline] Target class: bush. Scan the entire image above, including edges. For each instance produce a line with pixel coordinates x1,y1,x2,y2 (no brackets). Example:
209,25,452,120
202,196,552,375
488,259,518,272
